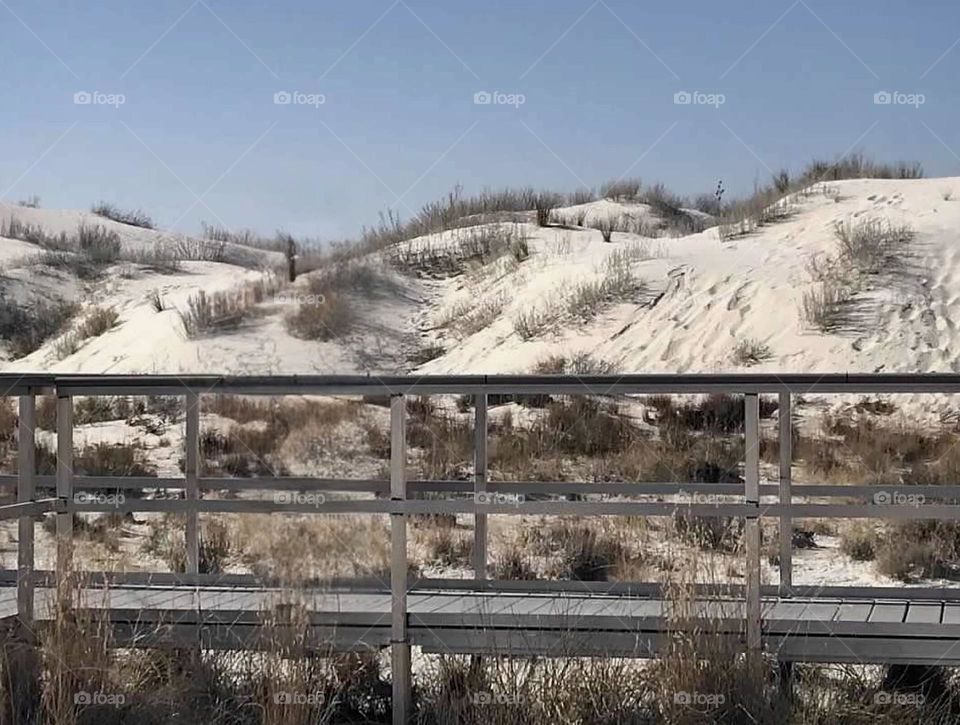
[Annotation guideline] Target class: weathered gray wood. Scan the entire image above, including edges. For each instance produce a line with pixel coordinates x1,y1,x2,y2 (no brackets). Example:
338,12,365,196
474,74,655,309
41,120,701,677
834,602,873,622
185,391,199,575
473,393,487,580
779,392,792,596
17,394,35,625
389,395,409,725
744,393,761,656
55,395,73,575
944,604,960,624
869,602,907,623
50,371,960,397
905,602,942,624
0,499,62,520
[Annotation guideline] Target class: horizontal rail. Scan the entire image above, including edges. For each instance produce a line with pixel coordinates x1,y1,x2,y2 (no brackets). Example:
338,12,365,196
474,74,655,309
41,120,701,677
10,475,960,501
67,499,763,516
0,372,958,397
0,498,65,520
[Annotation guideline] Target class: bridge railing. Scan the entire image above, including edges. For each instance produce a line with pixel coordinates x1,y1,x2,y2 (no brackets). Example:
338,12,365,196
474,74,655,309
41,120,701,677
6,373,960,722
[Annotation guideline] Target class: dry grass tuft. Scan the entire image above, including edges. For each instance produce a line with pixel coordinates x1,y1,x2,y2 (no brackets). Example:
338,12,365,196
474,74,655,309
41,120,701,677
91,201,154,229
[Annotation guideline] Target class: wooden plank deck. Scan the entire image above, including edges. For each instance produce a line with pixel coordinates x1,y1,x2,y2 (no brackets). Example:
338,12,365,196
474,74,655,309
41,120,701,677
5,584,960,664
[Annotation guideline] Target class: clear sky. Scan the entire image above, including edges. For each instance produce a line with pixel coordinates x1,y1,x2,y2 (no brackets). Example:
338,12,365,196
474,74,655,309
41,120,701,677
1,0,958,240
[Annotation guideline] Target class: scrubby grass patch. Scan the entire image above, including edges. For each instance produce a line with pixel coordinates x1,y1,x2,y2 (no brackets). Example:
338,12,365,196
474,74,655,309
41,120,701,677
180,273,281,338
834,217,914,274
840,522,879,561
91,201,154,229
0,295,77,358
797,212,912,332
283,262,380,341
721,153,923,240
732,338,773,366
143,515,233,573
389,224,528,277
54,306,119,358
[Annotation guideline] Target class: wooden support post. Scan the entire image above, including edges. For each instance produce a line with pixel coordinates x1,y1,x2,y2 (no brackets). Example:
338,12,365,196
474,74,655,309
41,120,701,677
778,661,795,701
185,391,200,575
56,395,73,577
390,395,410,724
17,393,36,626
744,393,761,658
473,394,488,580
779,392,793,597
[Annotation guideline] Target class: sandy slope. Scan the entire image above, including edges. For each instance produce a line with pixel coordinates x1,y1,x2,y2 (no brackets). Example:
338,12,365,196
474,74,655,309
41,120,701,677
3,176,959,384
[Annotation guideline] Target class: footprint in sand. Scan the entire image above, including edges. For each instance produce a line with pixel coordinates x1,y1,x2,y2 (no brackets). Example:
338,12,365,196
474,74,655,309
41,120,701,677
726,283,752,311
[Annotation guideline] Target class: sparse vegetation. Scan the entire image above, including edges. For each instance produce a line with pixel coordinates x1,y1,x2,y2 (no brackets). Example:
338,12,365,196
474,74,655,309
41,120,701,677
283,262,383,341
732,338,773,366
91,201,154,229
600,178,642,200
834,217,914,274
840,522,879,561
534,192,561,227
180,274,280,337
720,153,923,240
389,224,527,276
592,215,618,242
0,295,77,358
54,305,119,358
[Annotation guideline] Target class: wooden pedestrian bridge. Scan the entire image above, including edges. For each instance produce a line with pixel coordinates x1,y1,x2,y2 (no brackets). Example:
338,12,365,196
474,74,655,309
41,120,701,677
4,372,960,721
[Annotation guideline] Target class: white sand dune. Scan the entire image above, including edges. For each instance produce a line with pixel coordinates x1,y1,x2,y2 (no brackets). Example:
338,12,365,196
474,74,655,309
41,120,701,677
2,177,959,389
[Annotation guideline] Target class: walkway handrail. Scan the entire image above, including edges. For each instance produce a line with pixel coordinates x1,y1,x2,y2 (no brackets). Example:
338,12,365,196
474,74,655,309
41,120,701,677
5,372,960,724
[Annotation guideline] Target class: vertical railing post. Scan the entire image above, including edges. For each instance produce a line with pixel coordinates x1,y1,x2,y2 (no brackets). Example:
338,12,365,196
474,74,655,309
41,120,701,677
744,393,761,658
390,394,410,724
56,394,73,577
473,393,488,580
17,392,36,626
778,392,793,597
185,391,200,575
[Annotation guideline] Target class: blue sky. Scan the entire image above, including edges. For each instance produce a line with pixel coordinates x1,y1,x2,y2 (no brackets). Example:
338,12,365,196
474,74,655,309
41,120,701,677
1,0,959,240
